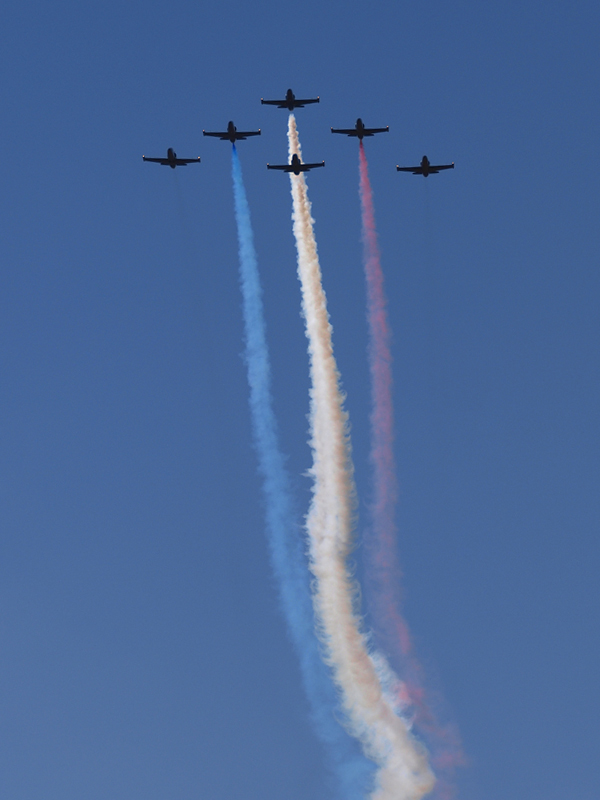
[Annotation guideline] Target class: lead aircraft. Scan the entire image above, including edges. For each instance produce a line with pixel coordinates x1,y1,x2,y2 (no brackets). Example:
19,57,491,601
331,118,389,140
261,88,320,110
202,121,261,143
396,155,454,176
142,148,201,169
266,153,325,175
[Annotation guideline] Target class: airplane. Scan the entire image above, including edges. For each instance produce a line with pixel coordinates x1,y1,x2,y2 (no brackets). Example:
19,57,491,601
202,121,261,143
331,118,389,140
396,156,454,177
261,88,320,110
267,153,325,175
142,148,201,169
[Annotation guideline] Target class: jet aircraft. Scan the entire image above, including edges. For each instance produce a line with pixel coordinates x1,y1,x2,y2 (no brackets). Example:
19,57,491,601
261,88,320,110
142,148,201,169
202,121,261,143
396,156,454,177
331,118,389,140
267,153,325,175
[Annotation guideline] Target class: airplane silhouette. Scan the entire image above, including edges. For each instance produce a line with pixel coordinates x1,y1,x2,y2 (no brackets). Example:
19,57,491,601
142,148,200,169
396,155,454,176
267,153,325,175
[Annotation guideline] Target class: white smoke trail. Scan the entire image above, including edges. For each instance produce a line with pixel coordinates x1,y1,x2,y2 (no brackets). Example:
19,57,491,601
287,115,435,800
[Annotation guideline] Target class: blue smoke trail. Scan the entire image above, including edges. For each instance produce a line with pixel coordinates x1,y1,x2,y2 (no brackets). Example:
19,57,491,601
231,145,374,799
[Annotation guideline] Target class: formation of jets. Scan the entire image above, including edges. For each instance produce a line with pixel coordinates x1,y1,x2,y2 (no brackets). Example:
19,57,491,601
142,89,454,179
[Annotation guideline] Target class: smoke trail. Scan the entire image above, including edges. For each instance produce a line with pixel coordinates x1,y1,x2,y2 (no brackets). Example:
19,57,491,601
230,146,374,800
358,142,464,798
287,117,435,800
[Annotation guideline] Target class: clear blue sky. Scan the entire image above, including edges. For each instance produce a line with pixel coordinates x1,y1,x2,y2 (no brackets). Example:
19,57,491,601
0,1,598,799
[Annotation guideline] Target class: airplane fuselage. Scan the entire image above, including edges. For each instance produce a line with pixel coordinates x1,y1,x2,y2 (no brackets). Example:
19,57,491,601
284,89,296,110
226,121,237,142
290,154,303,174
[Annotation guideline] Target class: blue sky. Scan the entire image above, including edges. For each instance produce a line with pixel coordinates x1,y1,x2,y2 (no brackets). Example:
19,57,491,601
0,1,599,799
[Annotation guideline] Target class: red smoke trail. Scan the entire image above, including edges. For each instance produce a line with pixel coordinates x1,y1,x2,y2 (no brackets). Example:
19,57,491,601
358,142,464,797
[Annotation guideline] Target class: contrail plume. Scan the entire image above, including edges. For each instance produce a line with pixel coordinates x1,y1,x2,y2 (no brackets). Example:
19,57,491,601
231,146,374,800
358,142,464,798
287,117,435,800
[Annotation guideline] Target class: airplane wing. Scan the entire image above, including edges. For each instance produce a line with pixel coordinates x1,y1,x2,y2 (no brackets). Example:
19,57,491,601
142,156,169,164
261,99,283,106
266,163,290,170
295,98,319,106
362,126,389,135
202,130,227,138
396,165,423,174
236,130,261,138
331,127,358,136
302,161,325,170
429,163,454,171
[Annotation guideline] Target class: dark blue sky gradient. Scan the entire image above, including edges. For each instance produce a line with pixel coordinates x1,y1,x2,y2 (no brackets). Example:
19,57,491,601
0,2,598,799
